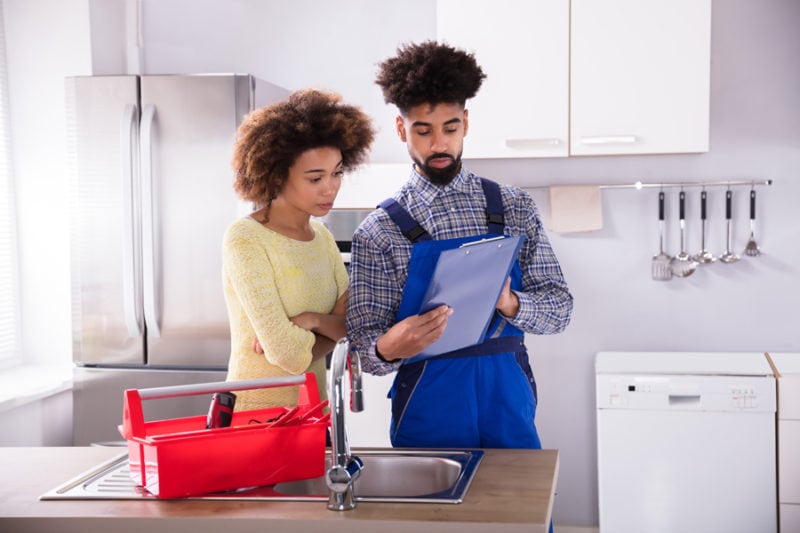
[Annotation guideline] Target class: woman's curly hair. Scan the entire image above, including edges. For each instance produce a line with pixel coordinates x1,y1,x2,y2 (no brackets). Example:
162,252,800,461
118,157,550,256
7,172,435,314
232,88,375,206
375,40,486,114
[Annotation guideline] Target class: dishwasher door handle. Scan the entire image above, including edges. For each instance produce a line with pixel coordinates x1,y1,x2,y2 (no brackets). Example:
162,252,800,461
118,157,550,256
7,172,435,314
668,394,701,406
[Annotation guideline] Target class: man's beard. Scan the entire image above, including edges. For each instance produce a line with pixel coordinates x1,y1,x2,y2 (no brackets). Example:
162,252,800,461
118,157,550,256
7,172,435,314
413,152,462,186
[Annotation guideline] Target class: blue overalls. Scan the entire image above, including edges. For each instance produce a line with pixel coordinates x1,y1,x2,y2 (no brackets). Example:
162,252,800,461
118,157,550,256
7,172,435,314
379,178,542,450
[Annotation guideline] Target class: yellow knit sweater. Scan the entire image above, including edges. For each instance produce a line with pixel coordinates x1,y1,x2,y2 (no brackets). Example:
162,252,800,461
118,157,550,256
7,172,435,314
222,216,347,411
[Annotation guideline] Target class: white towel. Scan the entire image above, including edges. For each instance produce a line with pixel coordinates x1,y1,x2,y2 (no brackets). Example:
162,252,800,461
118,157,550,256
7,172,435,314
546,185,603,234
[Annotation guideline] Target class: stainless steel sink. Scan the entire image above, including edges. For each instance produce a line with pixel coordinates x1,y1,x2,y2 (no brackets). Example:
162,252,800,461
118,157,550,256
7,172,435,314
275,449,481,502
41,448,483,504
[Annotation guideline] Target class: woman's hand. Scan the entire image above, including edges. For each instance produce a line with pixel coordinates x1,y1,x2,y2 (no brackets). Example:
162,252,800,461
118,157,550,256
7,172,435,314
290,312,319,331
252,290,348,356
252,337,264,354
291,290,348,341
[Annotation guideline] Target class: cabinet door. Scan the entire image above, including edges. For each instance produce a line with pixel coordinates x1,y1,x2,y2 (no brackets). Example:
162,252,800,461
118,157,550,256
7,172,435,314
781,504,800,533
436,0,569,158
570,0,711,155
780,420,800,503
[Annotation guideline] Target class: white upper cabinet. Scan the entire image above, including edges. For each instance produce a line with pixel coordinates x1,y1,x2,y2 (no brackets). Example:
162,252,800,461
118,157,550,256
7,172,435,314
570,0,711,156
436,0,711,158
436,0,570,158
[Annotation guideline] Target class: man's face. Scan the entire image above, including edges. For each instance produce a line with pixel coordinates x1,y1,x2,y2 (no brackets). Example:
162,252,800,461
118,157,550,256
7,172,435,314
396,102,468,186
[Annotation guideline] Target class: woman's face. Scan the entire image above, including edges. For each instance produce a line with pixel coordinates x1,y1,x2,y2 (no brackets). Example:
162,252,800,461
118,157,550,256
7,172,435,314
280,146,344,217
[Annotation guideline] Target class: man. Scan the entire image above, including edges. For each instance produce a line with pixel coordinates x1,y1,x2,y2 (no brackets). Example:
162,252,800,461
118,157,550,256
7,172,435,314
346,40,573,449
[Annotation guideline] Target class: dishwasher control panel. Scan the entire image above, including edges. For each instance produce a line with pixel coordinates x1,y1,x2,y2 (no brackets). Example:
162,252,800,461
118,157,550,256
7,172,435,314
597,374,776,412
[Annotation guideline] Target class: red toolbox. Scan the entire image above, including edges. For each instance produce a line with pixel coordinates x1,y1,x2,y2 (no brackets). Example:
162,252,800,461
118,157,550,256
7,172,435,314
119,373,329,499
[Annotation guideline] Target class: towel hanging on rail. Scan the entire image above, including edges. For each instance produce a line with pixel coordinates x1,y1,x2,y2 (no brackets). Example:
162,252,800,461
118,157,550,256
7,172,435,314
546,185,603,234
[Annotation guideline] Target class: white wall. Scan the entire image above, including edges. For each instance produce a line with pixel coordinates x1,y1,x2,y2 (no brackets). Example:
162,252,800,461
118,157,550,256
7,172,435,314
0,0,92,445
4,0,799,527
4,0,91,366
140,0,437,163
0,389,72,445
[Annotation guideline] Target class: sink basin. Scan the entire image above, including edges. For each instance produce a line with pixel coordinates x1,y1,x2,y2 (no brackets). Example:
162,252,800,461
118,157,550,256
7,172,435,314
41,448,483,504
273,449,482,502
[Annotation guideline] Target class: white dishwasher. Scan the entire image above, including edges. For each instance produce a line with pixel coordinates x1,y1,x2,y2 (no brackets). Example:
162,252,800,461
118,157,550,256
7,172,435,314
768,352,800,533
596,351,777,533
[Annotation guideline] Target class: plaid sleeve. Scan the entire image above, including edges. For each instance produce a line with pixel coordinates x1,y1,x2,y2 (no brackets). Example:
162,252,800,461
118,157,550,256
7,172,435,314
503,187,574,334
345,215,407,376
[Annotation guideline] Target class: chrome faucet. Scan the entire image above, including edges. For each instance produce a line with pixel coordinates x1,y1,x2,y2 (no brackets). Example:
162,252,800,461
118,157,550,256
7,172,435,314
325,337,364,510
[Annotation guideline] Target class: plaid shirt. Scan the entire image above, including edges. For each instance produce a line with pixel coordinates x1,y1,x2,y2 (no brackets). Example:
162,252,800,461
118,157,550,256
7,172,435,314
345,166,573,375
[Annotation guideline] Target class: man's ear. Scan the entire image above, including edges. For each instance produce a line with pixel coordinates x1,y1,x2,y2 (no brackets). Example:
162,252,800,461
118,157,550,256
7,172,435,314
463,108,469,137
395,115,407,142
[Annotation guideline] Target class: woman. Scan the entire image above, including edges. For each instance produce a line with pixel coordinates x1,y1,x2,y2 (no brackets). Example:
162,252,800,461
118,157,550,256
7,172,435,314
223,88,374,410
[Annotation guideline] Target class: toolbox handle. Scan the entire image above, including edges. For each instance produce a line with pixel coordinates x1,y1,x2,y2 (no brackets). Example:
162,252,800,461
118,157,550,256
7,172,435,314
121,374,318,440
136,375,306,400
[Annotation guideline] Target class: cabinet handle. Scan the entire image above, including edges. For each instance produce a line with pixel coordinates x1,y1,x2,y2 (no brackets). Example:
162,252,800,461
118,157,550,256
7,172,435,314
504,138,563,149
579,135,638,145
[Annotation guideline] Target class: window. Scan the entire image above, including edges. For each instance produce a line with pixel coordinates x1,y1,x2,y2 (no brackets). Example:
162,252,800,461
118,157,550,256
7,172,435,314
0,2,21,368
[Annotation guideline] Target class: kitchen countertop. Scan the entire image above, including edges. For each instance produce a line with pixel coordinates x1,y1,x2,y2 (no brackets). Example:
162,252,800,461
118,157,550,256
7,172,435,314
0,446,558,533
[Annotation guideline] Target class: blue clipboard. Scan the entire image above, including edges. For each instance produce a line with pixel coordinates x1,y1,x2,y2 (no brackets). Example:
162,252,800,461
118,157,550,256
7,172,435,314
407,234,525,359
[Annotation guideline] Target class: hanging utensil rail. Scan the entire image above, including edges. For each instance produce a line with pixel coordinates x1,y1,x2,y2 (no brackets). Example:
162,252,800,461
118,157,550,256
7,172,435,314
603,179,772,190
525,179,773,191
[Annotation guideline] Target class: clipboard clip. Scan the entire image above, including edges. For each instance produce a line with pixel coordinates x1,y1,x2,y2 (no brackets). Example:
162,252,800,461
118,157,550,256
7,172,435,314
459,235,507,248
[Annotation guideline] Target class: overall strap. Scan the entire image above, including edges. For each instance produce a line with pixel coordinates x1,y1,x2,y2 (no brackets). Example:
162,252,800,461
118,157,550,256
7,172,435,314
480,178,505,235
380,177,505,244
377,198,432,243
477,178,510,341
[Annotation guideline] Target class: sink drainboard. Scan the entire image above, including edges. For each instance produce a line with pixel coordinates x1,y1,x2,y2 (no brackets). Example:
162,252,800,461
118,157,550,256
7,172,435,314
40,449,483,504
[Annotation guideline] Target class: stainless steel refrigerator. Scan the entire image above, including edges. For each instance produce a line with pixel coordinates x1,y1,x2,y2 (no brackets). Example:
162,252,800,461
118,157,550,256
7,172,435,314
66,74,289,445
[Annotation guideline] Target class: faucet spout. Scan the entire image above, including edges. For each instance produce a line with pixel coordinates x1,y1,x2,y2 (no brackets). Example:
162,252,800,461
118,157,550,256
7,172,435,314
326,338,364,510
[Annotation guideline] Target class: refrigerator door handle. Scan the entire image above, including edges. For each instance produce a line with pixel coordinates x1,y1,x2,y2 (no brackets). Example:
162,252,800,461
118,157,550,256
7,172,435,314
121,104,143,338
140,104,162,337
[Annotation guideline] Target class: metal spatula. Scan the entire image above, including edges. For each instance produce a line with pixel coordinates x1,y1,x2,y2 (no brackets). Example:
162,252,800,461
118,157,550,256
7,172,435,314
744,189,761,257
651,191,672,281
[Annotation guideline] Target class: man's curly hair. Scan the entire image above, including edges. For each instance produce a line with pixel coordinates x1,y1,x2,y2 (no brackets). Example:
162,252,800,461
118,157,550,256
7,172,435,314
232,88,375,206
375,40,486,114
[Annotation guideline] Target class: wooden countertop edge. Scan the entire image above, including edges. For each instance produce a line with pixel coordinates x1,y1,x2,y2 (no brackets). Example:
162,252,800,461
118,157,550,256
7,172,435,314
1,446,558,532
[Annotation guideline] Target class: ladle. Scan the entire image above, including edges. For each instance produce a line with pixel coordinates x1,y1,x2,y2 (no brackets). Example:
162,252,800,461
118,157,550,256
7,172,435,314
720,189,740,263
669,191,698,277
692,190,716,264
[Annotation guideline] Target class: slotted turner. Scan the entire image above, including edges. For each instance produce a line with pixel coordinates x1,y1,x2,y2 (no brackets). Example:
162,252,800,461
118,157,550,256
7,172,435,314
651,191,672,281
744,189,761,257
